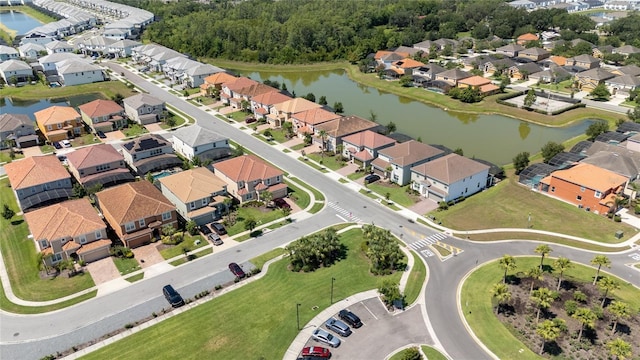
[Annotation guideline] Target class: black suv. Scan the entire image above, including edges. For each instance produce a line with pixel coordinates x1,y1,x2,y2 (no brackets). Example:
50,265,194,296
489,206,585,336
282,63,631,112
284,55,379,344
200,224,212,235
162,285,184,308
338,309,362,328
364,174,380,184
211,222,227,235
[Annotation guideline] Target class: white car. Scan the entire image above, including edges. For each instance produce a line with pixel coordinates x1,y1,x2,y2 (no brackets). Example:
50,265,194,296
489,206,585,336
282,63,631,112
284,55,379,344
61,140,72,148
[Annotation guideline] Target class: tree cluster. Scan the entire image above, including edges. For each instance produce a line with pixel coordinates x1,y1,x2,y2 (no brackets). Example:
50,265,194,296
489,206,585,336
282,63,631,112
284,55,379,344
447,86,482,103
285,228,343,272
362,224,405,275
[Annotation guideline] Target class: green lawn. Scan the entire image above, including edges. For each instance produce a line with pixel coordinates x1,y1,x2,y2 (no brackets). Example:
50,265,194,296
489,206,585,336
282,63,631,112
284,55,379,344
263,128,289,143
0,179,95,303
306,153,347,171
389,348,421,360
0,150,24,163
0,81,136,101
309,202,325,213
290,143,307,151
227,110,251,123
403,251,426,305
0,281,96,314
112,257,141,276
159,115,186,130
170,248,213,266
189,96,216,106
347,171,366,181
433,178,636,243
421,345,447,360
533,80,574,94
225,206,286,236
159,235,206,260
366,183,418,208
72,133,102,147
122,124,148,138
468,232,629,253
461,257,640,360
284,179,313,209
39,144,55,154
299,156,329,172
82,228,404,360
125,274,144,283
249,248,285,270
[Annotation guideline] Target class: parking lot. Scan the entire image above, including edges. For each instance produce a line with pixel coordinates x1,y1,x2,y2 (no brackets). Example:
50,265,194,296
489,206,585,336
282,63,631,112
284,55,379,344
299,298,430,359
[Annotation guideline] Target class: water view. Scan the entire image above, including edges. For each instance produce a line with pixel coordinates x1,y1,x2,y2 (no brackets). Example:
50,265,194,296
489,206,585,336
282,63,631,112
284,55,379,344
1,94,102,121
237,69,594,165
0,10,42,35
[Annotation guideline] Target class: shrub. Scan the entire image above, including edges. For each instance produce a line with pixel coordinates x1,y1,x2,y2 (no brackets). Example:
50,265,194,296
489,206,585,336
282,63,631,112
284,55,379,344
613,215,621,222
172,232,184,244
185,220,198,236
573,290,587,303
124,323,135,329
565,300,578,316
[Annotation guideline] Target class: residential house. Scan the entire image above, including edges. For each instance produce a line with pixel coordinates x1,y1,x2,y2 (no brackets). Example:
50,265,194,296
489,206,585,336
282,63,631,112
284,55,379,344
410,153,490,202
517,47,550,62
158,167,229,225
516,33,539,46
18,43,46,60
548,55,568,67
171,125,231,162
38,52,85,74
312,115,380,152
413,64,446,81
291,108,341,137
182,63,223,88
24,198,110,266
435,68,471,86
371,141,445,186
213,154,287,203
565,54,600,71
19,32,54,46
66,143,133,189
389,58,425,77
0,45,19,62
57,60,104,86
604,1,633,10
529,65,572,84
457,75,500,95
482,58,516,76
268,98,321,127
78,99,126,132
0,60,34,84
393,46,421,57
538,163,627,214
613,45,640,58
606,74,640,95
199,72,237,96
4,155,73,211
106,39,141,58
374,51,407,69
341,130,396,168
220,77,259,108
0,114,38,149
250,91,293,121
611,65,640,77
509,0,536,9
508,63,542,80
496,43,525,58
592,45,614,59
231,83,279,109
78,35,115,56
413,40,436,54
35,105,84,142
123,93,165,125
96,181,177,248
575,67,615,91
121,134,182,175
45,40,74,55
580,150,640,181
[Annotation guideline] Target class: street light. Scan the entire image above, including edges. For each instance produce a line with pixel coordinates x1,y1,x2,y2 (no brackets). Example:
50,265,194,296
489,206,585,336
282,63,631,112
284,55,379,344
296,303,301,330
330,277,336,304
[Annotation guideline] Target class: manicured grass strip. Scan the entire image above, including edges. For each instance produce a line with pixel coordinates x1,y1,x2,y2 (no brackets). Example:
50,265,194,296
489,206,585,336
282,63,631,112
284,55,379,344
366,183,417,208
3,5,57,23
282,148,291,153
290,143,306,151
284,179,312,209
225,207,286,236
403,251,426,306
169,248,213,266
309,202,324,214
0,282,97,315
421,345,447,360
468,232,630,253
159,235,206,260
432,244,451,257
339,178,348,184
82,229,404,360
0,150,24,163
39,144,55,154
233,234,251,242
250,248,285,270
306,153,346,171
298,157,329,173
389,348,419,360
251,133,276,145
112,257,141,276
122,124,148,138
462,257,640,360
347,171,365,181
0,81,136,101
125,274,144,283
0,179,95,303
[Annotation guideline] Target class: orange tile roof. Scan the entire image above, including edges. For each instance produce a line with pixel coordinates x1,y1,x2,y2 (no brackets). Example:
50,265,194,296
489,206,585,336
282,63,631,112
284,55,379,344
78,99,123,118
224,77,259,92
24,198,105,241
342,130,396,149
274,98,322,115
374,50,393,60
213,154,282,183
392,58,425,69
158,167,227,203
479,83,500,93
292,108,340,125
4,155,71,190
34,106,80,126
96,181,175,224
234,83,278,98
66,143,124,170
517,33,539,41
313,115,379,137
550,56,567,66
76,239,112,254
550,163,627,192
458,75,491,86
203,72,236,86
251,91,292,106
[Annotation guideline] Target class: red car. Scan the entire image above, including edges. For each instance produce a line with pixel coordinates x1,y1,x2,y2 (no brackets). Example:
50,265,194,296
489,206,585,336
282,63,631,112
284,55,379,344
301,346,331,358
273,198,291,209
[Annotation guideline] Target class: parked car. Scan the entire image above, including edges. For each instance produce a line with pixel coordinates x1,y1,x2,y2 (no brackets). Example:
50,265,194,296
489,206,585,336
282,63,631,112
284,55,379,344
311,328,340,348
364,174,380,184
211,222,227,235
53,142,62,149
61,139,72,148
245,117,256,124
228,262,246,278
301,346,331,358
338,309,362,328
325,317,352,337
273,198,291,209
200,225,212,235
208,233,223,246
96,130,107,139
162,285,184,308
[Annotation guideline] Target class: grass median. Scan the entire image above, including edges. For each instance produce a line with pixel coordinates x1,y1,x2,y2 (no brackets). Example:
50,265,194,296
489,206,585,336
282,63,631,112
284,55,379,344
82,228,405,360
403,251,426,306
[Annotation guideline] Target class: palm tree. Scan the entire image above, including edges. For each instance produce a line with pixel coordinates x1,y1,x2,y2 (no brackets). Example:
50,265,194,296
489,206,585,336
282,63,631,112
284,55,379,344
527,266,544,292
572,307,596,341
318,130,327,161
606,338,632,360
530,287,555,323
223,198,233,222
598,277,620,308
260,190,273,206
498,255,517,284
590,255,611,285
536,319,563,355
534,244,552,270
608,300,631,335
490,283,511,314
553,257,572,291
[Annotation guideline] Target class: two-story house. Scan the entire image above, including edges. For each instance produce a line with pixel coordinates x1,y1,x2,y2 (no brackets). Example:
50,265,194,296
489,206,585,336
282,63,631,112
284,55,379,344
24,198,110,266
57,60,104,87
213,154,287,203
312,115,381,152
159,167,229,225
0,59,34,84
268,97,322,127
66,143,134,189
565,54,600,71
220,77,259,108
495,43,525,58
410,154,490,203
200,71,237,97
35,105,84,143
0,113,38,149
575,68,615,91
227,83,278,109
250,91,293,121
123,93,165,125
18,43,46,60
4,155,73,211
171,125,231,162
371,141,445,186
96,181,177,248
0,45,20,62
78,99,126,132
121,134,182,175
435,68,471,86
45,40,74,55
341,130,396,168
291,107,341,137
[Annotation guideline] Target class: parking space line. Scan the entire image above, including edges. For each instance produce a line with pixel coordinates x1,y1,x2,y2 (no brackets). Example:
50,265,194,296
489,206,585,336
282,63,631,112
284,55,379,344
359,301,378,320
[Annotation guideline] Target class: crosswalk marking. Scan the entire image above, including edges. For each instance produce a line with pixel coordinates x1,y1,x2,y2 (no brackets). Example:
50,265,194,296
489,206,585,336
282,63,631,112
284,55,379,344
408,233,447,250
327,201,362,223
629,253,640,261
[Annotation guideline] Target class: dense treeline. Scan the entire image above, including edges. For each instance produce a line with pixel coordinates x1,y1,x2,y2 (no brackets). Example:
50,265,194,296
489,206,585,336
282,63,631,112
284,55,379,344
110,0,637,64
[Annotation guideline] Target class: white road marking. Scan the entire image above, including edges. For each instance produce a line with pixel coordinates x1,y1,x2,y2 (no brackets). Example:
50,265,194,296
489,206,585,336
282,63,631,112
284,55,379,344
359,301,378,320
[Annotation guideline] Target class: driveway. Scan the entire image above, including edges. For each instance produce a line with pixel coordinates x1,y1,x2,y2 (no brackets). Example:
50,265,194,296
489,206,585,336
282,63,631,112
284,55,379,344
85,257,120,285
144,123,164,133
103,131,125,142
131,243,165,268
335,162,359,176
22,147,43,158
408,198,438,215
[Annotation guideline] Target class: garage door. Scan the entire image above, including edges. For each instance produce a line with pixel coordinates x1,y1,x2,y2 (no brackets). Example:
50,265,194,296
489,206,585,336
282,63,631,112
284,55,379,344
428,192,443,202
81,246,111,263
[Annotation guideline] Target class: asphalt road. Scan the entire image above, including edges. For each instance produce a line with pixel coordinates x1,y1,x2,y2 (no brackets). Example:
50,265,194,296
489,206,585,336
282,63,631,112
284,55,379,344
1,63,638,360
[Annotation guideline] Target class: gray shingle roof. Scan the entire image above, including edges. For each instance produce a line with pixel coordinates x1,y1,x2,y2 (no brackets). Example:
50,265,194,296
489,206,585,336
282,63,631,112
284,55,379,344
0,114,32,132
172,126,227,147
123,93,164,109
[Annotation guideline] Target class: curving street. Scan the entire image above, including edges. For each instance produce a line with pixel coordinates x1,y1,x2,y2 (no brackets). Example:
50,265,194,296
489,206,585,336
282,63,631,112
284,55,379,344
1,62,639,360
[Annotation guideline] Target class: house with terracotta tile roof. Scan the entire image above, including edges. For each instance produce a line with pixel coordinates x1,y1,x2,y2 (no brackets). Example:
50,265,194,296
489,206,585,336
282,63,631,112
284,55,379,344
0,113,38,149
78,99,126,132
96,181,177,248
158,167,229,225
539,163,627,215
220,77,259,108
232,83,279,106
213,154,287,203
516,33,539,45
312,115,380,152
268,98,322,127
389,58,425,76
341,130,396,168
456,75,500,95
199,72,237,96
24,198,110,266
4,155,73,211
171,125,231,162
66,143,133,189
250,91,293,121
291,107,341,137
549,55,567,67
121,134,182,175
371,140,445,186
410,154,490,203
123,93,165,125
35,105,84,143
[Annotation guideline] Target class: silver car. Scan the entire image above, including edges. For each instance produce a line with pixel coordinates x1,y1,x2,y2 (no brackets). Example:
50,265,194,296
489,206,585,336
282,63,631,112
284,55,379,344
325,317,352,337
311,328,341,348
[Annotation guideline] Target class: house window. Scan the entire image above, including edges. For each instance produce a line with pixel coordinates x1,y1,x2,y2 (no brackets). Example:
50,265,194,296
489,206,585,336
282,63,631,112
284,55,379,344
201,198,208,206
139,218,146,227
57,123,63,129
79,235,87,244
577,195,582,201
276,176,280,182
594,190,602,198
40,239,48,249
95,230,102,239
125,222,135,232
551,186,555,193
162,211,172,221
247,192,253,200
580,187,585,192
52,253,63,263
189,202,196,209
47,125,53,131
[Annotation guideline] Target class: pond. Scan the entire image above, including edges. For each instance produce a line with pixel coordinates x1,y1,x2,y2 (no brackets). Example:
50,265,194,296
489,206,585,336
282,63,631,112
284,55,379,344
1,94,103,122
235,69,594,165
0,10,43,35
